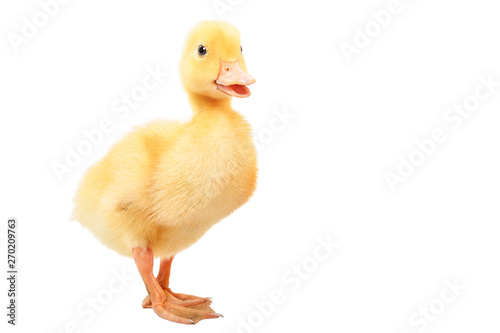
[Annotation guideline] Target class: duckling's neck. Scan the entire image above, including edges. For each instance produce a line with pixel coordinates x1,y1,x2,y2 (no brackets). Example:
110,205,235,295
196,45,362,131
186,92,232,114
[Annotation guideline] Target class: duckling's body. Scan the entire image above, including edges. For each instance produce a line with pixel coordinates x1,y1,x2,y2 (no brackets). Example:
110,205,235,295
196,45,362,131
72,21,257,324
74,106,257,258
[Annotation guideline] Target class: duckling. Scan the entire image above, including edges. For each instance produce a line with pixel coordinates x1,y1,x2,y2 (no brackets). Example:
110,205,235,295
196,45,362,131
72,20,257,324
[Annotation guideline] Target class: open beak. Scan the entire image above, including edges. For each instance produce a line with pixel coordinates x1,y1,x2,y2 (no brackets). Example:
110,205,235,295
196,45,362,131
215,60,255,98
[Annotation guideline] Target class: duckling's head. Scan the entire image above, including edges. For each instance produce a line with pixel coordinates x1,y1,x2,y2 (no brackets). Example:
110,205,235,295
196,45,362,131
180,21,255,100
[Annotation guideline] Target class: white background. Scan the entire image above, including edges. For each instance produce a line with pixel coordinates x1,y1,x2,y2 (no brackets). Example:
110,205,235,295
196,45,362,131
1,0,500,332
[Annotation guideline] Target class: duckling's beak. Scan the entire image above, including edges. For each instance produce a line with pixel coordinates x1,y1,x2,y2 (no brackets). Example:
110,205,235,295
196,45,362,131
215,60,255,98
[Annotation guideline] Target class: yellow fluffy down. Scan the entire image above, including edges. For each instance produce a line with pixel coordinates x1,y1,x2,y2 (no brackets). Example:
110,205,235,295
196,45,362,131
72,113,257,258
72,21,257,258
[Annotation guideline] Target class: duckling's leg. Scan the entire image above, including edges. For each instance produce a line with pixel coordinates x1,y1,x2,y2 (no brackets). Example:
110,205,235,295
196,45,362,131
133,247,221,324
141,256,213,308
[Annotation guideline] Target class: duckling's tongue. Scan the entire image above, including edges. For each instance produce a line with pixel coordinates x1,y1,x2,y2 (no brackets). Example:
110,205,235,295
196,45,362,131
216,60,255,98
216,83,251,98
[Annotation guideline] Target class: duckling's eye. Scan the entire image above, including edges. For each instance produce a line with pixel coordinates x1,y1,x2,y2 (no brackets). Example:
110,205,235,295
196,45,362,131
198,45,207,56
240,46,243,53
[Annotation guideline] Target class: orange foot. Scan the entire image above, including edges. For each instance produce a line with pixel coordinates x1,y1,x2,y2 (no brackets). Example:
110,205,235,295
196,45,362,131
133,249,222,324
149,298,221,324
142,288,212,308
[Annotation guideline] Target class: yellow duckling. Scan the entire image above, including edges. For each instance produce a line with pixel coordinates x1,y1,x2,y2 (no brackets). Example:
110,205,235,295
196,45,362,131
72,20,257,324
